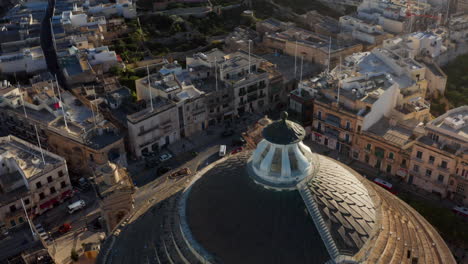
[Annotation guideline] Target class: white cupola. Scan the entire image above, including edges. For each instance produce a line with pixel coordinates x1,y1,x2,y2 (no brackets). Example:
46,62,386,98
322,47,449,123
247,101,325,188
247,112,315,190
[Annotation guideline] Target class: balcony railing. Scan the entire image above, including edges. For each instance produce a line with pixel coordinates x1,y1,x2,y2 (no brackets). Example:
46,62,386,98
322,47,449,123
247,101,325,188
138,125,159,136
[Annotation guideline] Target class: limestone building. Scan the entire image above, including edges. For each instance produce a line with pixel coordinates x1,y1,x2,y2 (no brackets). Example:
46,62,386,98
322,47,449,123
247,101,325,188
0,81,127,176
409,106,468,204
0,135,72,231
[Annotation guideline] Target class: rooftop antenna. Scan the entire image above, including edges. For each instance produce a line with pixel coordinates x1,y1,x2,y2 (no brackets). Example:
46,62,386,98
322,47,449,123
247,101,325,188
294,39,298,79
21,198,36,240
19,85,28,118
248,39,252,74
90,85,97,128
214,57,218,92
146,65,154,112
327,36,332,74
445,0,450,25
300,53,304,84
337,55,342,105
55,75,68,131
34,125,46,165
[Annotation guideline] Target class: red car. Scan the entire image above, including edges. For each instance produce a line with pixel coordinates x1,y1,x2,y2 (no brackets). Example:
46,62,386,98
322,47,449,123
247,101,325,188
373,178,398,195
58,223,72,233
230,147,243,155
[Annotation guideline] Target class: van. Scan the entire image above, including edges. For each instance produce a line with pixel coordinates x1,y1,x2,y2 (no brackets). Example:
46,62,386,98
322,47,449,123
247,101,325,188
68,200,86,214
219,145,227,157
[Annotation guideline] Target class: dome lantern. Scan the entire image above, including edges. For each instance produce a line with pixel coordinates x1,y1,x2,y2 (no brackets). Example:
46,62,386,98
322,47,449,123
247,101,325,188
248,112,314,190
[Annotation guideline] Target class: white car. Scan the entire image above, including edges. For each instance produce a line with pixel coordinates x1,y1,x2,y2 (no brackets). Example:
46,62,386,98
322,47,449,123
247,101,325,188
159,153,173,162
452,206,468,217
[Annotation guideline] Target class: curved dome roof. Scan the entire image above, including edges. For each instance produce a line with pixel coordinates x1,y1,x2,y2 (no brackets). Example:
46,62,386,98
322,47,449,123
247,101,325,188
262,112,305,145
183,152,455,264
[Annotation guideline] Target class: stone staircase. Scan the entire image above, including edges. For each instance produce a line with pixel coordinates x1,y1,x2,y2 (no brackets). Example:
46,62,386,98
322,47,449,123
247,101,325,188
155,192,205,264
298,184,340,260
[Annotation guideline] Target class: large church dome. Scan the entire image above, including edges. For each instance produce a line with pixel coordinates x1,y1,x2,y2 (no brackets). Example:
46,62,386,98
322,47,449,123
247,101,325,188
179,113,455,264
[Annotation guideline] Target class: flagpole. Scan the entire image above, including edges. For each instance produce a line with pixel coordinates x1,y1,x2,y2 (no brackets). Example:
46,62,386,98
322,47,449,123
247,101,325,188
19,86,28,119
21,198,36,240
56,80,68,130
147,65,153,111
34,125,46,165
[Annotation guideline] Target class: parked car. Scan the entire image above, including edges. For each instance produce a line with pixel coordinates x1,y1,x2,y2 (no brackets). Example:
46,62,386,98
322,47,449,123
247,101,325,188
68,200,86,214
169,168,192,179
231,147,243,155
59,223,72,233
219,145,227,157
372,178,397,194
452,206,468,218
159,153,173,162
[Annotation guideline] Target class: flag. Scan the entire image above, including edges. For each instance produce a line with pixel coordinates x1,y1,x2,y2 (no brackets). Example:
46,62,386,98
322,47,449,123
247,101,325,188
53,101,61,109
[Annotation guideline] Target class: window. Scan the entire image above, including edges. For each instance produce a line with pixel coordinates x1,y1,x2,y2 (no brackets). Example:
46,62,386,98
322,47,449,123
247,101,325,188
366,144,372,151
50,187,56,194
456,183,465,194
357,125,361,133
425,169,432,177
437,174,444,183
270,148,282,173
416,151,423,159
386,165,392,173
24,199,30,205
401,159,407,166
10,205,16,213
388,152,394,160
365,154,370,163
317,111,322,120
39,192,45,200
90,153,94,162
10,220,16,227
47,176,53,183
429,156,435,164
440,161,448,169
58,170,64,177
375,147,385,158
413,165,419,172
18,217,24,223
345,121,350,130
61,181,67,188
36,181,42,189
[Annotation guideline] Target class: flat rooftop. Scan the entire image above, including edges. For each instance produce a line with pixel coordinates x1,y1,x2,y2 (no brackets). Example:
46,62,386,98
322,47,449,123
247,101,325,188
0,135,63,179
127,96,176,124
429,106,468,140
366,118,413,147
261,53,320,82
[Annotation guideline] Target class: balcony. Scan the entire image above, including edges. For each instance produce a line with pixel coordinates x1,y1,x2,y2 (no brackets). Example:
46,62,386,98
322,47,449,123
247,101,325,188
437,165,449,172
138,125,159,136
247,95,258,103
247,85,258,94
325,118,341,129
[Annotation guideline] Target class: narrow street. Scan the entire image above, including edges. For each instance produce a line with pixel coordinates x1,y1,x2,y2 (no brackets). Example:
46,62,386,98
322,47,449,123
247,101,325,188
40,0,68,88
